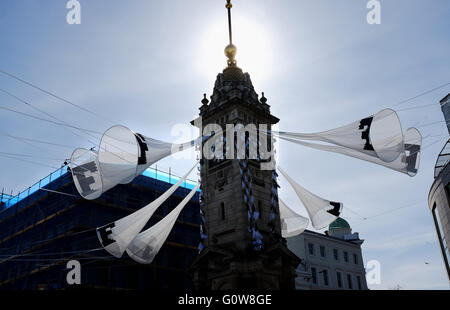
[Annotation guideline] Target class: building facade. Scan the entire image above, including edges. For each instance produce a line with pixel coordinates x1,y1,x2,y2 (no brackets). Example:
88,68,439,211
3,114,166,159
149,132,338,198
287,218,368,290
429,143,450,281
427,92,450,282
0,166,200,290
440,93,450,135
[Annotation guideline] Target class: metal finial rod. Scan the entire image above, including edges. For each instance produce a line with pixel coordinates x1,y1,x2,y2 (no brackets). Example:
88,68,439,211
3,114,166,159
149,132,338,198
226,0,233,44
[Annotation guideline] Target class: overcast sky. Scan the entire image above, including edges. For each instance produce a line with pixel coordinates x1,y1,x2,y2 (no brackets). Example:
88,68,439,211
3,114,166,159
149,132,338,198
0,0,449,289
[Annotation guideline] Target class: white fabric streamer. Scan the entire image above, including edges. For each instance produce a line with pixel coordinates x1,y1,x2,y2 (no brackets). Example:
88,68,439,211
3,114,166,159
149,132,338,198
71,124,201,200
279,127,422,177
277,109,405,163
279,199,309,237
96,163,198,258
126,184,200,264
278,166,343,230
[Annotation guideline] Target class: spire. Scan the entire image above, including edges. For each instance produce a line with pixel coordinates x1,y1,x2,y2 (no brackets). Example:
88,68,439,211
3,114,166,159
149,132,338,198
224,0,237,67
222,0,244,81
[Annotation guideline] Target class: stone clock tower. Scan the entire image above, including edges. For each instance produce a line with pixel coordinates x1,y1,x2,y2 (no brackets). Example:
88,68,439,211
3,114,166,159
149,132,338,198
190,1,300,290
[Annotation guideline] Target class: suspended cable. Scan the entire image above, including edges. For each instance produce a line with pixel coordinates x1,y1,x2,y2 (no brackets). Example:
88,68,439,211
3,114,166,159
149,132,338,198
0,88,101,145
0,228,97,252
3,256,114,262
0,131,48,153
342,206,367,220
393,82,450,106
38,188,79,197
0,132,76,149
352,201,423,223
0,248,102,258
418,120,450,128
0,154,60,169
0,151,66,161
0,69,116,124
0,105,102,134
396,103,440,112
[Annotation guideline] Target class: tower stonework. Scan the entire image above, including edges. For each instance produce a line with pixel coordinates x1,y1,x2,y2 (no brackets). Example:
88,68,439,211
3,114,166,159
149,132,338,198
190,66,300,290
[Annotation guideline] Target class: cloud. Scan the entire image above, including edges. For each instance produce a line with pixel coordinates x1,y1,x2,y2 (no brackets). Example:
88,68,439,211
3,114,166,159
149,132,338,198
364,231,437,252
373,261,450,290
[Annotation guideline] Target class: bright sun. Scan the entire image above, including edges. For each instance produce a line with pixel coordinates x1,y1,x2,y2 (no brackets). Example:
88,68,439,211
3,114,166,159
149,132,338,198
197,16,273,85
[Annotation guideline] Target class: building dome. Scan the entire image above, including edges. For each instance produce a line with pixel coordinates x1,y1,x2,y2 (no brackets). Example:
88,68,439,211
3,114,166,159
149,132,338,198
222,66,245,81
329,217,350,230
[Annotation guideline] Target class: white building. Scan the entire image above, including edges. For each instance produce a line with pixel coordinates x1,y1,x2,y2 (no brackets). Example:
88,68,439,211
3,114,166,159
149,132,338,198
287,218,368,290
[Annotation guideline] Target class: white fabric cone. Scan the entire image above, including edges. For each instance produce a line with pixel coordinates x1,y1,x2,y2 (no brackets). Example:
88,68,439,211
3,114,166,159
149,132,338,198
96,163,197,258
68,124,201,199
126,184,200,264
276,109,404,163
279,127,421,177
69,148,103,200
279,199,309,237
278,166,343,230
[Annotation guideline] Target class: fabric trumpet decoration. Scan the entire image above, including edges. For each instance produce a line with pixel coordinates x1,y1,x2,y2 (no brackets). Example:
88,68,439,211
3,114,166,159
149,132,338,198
276,109,405,163
279,198,309,237
70,124,200,200
278,166,343,230
126,184,200,264
96,163,197,258
280,127,421,177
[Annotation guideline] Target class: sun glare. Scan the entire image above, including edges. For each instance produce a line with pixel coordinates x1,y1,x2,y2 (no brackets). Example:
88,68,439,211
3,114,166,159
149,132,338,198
197,15,274,85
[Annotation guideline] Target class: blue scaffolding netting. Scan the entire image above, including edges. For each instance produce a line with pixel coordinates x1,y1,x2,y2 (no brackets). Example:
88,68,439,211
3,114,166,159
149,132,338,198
1,165,198,210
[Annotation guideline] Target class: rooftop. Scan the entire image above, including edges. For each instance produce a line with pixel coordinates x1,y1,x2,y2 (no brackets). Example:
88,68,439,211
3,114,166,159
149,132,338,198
0,165,198,210
434,138,450,179
439,93,450,105
329,217,351,230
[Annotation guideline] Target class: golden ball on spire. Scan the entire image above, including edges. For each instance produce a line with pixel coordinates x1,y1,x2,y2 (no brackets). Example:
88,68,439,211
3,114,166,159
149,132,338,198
224,43,237,66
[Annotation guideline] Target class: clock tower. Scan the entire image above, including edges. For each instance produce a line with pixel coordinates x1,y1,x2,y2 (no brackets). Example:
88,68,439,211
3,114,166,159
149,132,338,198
190,0,300,290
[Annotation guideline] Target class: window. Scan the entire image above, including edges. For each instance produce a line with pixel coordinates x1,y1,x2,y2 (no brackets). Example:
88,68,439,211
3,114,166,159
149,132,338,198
311,267,317,284
322,270,329,286
333,249,339,261
308,243,314,256
258,200,262,219
347,274,353,289
336,272,342,288
320,246,326,258
344,251,349,263
432,203,450,273
357,276,362,290
353,253,358,265
220,202,225,220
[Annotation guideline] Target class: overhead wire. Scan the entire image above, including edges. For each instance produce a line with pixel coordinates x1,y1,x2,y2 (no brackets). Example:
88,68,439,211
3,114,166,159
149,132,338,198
0,151,66,162
393,82,450,107
0,69,116,124
0,87,101,146
0,132,76,149
0,154,60,169
0,105,102,135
